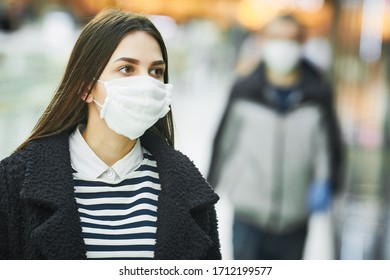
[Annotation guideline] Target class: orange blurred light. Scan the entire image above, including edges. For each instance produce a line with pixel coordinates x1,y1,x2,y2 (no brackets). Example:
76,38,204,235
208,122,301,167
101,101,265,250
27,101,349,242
235,0,332,32
235,0,281,30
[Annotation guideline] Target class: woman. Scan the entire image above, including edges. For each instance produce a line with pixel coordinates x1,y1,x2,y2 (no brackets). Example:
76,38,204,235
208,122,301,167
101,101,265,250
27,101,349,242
0,8,221,260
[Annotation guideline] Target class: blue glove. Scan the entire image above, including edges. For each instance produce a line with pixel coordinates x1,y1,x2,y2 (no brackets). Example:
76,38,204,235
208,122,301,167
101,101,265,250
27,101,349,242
306,180,331,213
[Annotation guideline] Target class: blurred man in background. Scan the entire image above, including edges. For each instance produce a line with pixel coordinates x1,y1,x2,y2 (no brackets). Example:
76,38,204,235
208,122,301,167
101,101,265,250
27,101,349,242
207,15,343,259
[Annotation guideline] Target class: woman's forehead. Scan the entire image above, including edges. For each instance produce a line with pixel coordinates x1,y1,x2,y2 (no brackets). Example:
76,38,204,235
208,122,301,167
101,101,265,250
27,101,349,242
109,31,163,63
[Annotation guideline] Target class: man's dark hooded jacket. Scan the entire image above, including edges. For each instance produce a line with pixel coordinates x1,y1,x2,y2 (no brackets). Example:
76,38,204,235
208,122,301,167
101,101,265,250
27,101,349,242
208,60,344,232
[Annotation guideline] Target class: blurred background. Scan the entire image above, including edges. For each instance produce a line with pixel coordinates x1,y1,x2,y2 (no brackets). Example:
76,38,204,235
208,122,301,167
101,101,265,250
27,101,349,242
1,0,390,259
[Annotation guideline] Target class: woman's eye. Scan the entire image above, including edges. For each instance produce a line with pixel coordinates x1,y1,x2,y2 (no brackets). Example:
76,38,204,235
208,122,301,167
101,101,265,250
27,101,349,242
150,68,164,78
119,66,134,74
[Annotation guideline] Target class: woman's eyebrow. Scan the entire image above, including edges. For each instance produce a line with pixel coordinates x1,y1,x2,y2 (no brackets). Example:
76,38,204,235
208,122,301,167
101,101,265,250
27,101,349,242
113,57,165,67
114,57,139,64
151,60,166,66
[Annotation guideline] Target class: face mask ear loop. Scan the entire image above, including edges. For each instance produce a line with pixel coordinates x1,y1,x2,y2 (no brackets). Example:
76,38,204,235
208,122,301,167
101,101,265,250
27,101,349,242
92,78,105,109
93,99,103,109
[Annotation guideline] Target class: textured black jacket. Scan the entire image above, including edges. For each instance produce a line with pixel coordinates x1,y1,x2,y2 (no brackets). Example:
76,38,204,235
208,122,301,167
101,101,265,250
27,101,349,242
0,131,221,259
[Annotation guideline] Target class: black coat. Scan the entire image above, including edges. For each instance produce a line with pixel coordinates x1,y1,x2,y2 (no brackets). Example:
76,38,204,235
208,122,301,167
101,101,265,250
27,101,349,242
0,131,221,260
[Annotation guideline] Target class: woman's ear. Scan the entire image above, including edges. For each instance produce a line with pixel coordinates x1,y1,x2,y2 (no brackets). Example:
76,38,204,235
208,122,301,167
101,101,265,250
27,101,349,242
81,91,94,103
81,83,94,103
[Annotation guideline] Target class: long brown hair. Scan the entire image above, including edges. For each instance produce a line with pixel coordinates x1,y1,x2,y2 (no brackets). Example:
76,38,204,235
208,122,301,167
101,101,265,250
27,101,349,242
17,8,174,151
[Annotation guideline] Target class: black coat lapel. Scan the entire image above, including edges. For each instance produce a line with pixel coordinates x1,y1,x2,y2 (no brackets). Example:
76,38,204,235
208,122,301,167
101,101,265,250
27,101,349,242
19,134,86,259
141,132,220,259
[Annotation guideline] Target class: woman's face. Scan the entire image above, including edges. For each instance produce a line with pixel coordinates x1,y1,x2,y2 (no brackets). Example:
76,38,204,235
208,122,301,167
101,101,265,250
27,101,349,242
90,30,166,105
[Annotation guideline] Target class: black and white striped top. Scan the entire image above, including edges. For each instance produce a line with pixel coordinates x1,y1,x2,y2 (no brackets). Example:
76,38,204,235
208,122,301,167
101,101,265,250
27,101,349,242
69,128,161,259
73,152,160,259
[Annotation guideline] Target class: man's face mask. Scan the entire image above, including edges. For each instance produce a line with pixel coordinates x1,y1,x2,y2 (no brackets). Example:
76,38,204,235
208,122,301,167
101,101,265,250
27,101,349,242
262,39,302,75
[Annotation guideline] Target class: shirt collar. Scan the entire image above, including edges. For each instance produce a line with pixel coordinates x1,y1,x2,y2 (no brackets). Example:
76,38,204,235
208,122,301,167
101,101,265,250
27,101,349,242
69,127,143,180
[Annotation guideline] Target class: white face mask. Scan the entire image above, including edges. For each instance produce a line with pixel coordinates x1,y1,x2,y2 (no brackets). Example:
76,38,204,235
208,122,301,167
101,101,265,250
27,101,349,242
94,75,172,140
262,39,302,75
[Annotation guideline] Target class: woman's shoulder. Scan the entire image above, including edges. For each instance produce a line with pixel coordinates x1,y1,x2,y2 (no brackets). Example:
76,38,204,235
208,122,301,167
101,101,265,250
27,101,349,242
141,133,219,205
141,132,202,177
1,133,70,180
0,147,29,198
1,146,28,173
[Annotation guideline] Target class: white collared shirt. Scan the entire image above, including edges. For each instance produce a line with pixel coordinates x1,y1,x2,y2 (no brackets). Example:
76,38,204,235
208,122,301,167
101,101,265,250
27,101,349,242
69,127,143,183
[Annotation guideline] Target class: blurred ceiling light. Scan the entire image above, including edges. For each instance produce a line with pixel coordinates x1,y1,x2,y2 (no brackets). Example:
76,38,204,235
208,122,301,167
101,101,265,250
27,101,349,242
42,11,75,49
236,0,280,30
295,0,324,11
359,0,385,63
264,0,293,9
149,15,177,40
236,0,326,30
